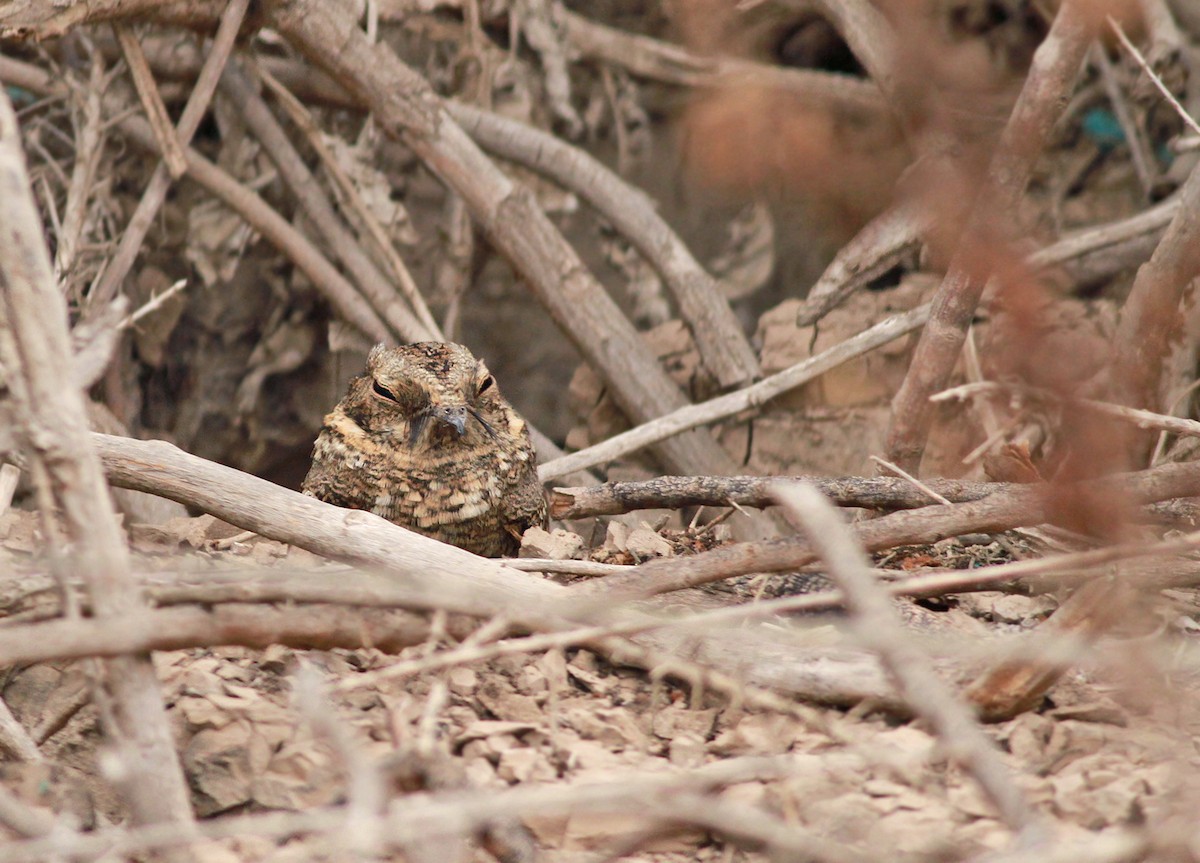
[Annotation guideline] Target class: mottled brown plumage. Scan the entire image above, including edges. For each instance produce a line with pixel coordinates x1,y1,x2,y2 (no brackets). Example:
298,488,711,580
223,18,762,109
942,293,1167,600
302,342,546,557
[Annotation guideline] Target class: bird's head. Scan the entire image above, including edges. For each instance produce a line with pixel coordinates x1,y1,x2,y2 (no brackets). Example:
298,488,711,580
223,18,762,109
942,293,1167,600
346,342,506,450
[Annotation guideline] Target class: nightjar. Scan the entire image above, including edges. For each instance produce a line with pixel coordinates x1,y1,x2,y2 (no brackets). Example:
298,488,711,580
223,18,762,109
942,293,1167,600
302,342,546,557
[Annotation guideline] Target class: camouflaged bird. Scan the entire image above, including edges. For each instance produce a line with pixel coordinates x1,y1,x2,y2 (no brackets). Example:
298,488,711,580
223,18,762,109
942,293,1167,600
302,342,546,557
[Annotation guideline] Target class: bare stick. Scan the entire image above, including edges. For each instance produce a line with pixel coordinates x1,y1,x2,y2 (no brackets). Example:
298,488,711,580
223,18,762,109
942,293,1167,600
113,23,188,177
800,158,1184,332
219,63,433,343
0,603,434,671
90,0,250,307
795,200,929,327
1109,16,1200,138
885,0,1097,472
1108,158,1200,415
0,463,19,516
550,473,1009,519
119,277,187,328
572,460,1200,601
448,100,759,387
936,381,1200,440
1027,191,1180,271
88,433,896,708
771,482,1041,835
256,63,444,342
560,8,886,117
0,755,858,863
264,0,737,478
0,697,40,761
116,112,393,342
1092,45,1157,198
539,304,930,481
0,52,394,343
0,89,195,836
54,48,106,286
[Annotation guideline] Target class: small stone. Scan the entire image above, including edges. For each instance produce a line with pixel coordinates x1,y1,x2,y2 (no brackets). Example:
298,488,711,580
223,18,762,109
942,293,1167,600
447,667,477,696
497,747,555,783
625,527,673,559
519,526,584,560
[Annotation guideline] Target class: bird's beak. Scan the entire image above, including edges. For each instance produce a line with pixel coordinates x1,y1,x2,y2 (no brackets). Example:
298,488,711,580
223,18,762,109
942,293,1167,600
431,405,468,438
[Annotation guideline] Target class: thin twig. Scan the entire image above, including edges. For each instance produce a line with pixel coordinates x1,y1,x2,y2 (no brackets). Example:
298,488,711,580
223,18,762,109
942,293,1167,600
550,473,1009,519
448,101,760,387
119,278,187,328
90,0,250,307
0,87,195,843
539,304,930,480
256,63,444,342
112,23,188,177
219,62,432,343
885,0,1097,472
771,481,1042,836
1109,16,1200,138
936,380,1200,441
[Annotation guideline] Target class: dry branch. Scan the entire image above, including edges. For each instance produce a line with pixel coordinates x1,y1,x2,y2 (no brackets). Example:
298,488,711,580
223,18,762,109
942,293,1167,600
795,200,929,326
113,22,188,177
219,63,433,343
1109,158,1200,414
550,473,1010,519
885,0,1098,472
90,0,249,307
0,90,194,836
262,0,736,478
772,482,1041,835
560,8,887,117
91,433,898,707
0,755,861,863
448,100,759,388
255,63,444,341
572,460,1200,601
539,304,930,480
0,604,435,666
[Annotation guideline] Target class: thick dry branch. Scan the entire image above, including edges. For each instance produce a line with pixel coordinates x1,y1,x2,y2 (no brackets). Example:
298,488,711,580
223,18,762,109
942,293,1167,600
573,460,1200,601
885,1,1098,472
0,604,435,666
91,433,895,707
539,304,930,481
560,9,887,118
1109,159,1200,414
1029,191,1180,275
0,90,194,835
263,0,736,478
0,0,228,39
797,183,1182,330
795,200,929,327
551,474,1009,519
448,101,759,388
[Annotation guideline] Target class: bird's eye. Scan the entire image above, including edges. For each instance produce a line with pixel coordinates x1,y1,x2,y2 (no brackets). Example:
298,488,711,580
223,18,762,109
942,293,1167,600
477,375,495,395
372,380,400,402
